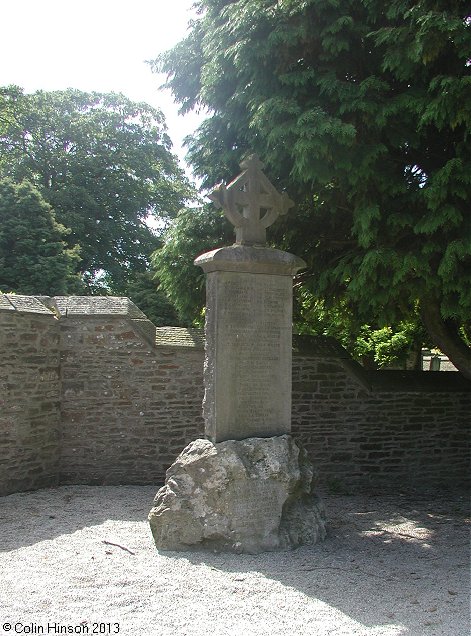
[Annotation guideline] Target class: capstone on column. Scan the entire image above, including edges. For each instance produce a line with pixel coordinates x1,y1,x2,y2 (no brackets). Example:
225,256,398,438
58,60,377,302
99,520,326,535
195,154,306,442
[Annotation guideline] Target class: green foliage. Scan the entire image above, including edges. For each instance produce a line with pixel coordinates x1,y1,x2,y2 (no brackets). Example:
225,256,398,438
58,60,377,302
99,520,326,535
0,178,81,295
153,0,471,372
125,272,180,327
151,206,233,324
294,292,425,368
354,322,425,369
0,86,194,293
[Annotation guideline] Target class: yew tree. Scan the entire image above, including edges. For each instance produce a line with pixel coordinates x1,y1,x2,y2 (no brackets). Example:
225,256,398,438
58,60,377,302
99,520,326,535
154,0,471,377
0,178,81,295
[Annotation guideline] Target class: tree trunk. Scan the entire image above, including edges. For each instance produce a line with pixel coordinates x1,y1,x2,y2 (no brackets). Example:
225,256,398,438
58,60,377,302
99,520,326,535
420,298,471,381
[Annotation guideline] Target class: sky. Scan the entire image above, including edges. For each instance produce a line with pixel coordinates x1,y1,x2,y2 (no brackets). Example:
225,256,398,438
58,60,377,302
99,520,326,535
0,0,204,175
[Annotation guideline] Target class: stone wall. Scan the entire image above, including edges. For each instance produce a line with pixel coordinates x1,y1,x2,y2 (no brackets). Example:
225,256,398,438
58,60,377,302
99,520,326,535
291,337,470,490
0,296,61,496
56,297,204,485
0,295,469,496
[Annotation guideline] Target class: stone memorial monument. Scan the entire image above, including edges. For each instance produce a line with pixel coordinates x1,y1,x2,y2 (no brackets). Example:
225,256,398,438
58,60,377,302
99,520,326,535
149,155,326,553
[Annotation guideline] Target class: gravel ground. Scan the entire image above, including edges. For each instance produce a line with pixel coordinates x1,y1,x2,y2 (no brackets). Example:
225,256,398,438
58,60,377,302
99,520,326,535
0,485,469,636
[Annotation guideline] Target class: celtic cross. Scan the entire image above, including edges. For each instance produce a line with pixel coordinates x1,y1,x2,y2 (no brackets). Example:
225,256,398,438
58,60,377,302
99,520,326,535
209,154,294,245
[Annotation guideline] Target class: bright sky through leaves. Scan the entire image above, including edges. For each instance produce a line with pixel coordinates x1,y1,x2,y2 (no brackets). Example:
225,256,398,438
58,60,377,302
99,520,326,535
0,0,202,170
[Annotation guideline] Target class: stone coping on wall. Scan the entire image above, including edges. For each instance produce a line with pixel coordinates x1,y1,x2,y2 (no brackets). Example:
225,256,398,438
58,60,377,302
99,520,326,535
0,294,55,314
0,294,148,317
155,326,205,349
49,296,149,318
0,295,159,345
0,295,152,319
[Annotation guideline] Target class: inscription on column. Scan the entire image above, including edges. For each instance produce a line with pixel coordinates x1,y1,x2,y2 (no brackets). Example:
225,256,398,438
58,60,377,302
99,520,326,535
208,271,293,441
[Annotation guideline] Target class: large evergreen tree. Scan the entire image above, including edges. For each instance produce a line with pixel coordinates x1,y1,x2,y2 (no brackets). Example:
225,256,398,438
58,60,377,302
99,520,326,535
0,178,81,295
153,0,471,377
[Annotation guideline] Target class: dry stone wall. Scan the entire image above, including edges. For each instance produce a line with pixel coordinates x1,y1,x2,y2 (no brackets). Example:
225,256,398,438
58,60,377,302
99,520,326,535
0,295,469,497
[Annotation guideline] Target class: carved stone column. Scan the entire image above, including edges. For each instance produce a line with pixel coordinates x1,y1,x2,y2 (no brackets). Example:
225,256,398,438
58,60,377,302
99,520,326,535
195,155,305,442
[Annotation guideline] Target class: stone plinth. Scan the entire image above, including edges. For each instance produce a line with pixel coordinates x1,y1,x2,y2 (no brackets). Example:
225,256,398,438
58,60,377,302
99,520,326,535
148,435,326,554
195,246,305,443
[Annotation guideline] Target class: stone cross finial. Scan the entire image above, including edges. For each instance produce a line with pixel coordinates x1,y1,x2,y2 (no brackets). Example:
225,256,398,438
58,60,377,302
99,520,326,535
209,154,294,245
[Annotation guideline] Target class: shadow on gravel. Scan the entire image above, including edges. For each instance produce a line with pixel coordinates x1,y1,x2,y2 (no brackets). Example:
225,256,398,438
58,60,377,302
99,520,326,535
179,489,470,634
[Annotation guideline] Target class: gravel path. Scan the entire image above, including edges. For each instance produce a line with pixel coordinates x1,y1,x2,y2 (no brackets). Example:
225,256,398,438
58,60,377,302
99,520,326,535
0,485,469,635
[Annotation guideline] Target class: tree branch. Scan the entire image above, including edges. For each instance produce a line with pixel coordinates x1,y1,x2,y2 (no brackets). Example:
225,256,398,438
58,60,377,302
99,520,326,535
419,297,471,380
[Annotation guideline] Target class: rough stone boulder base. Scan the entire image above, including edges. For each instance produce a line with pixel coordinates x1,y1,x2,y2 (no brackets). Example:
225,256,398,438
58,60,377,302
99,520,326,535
148,435,326,553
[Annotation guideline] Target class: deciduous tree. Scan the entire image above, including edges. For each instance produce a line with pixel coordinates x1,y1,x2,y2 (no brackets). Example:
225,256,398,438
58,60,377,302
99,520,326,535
0,86,193,293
